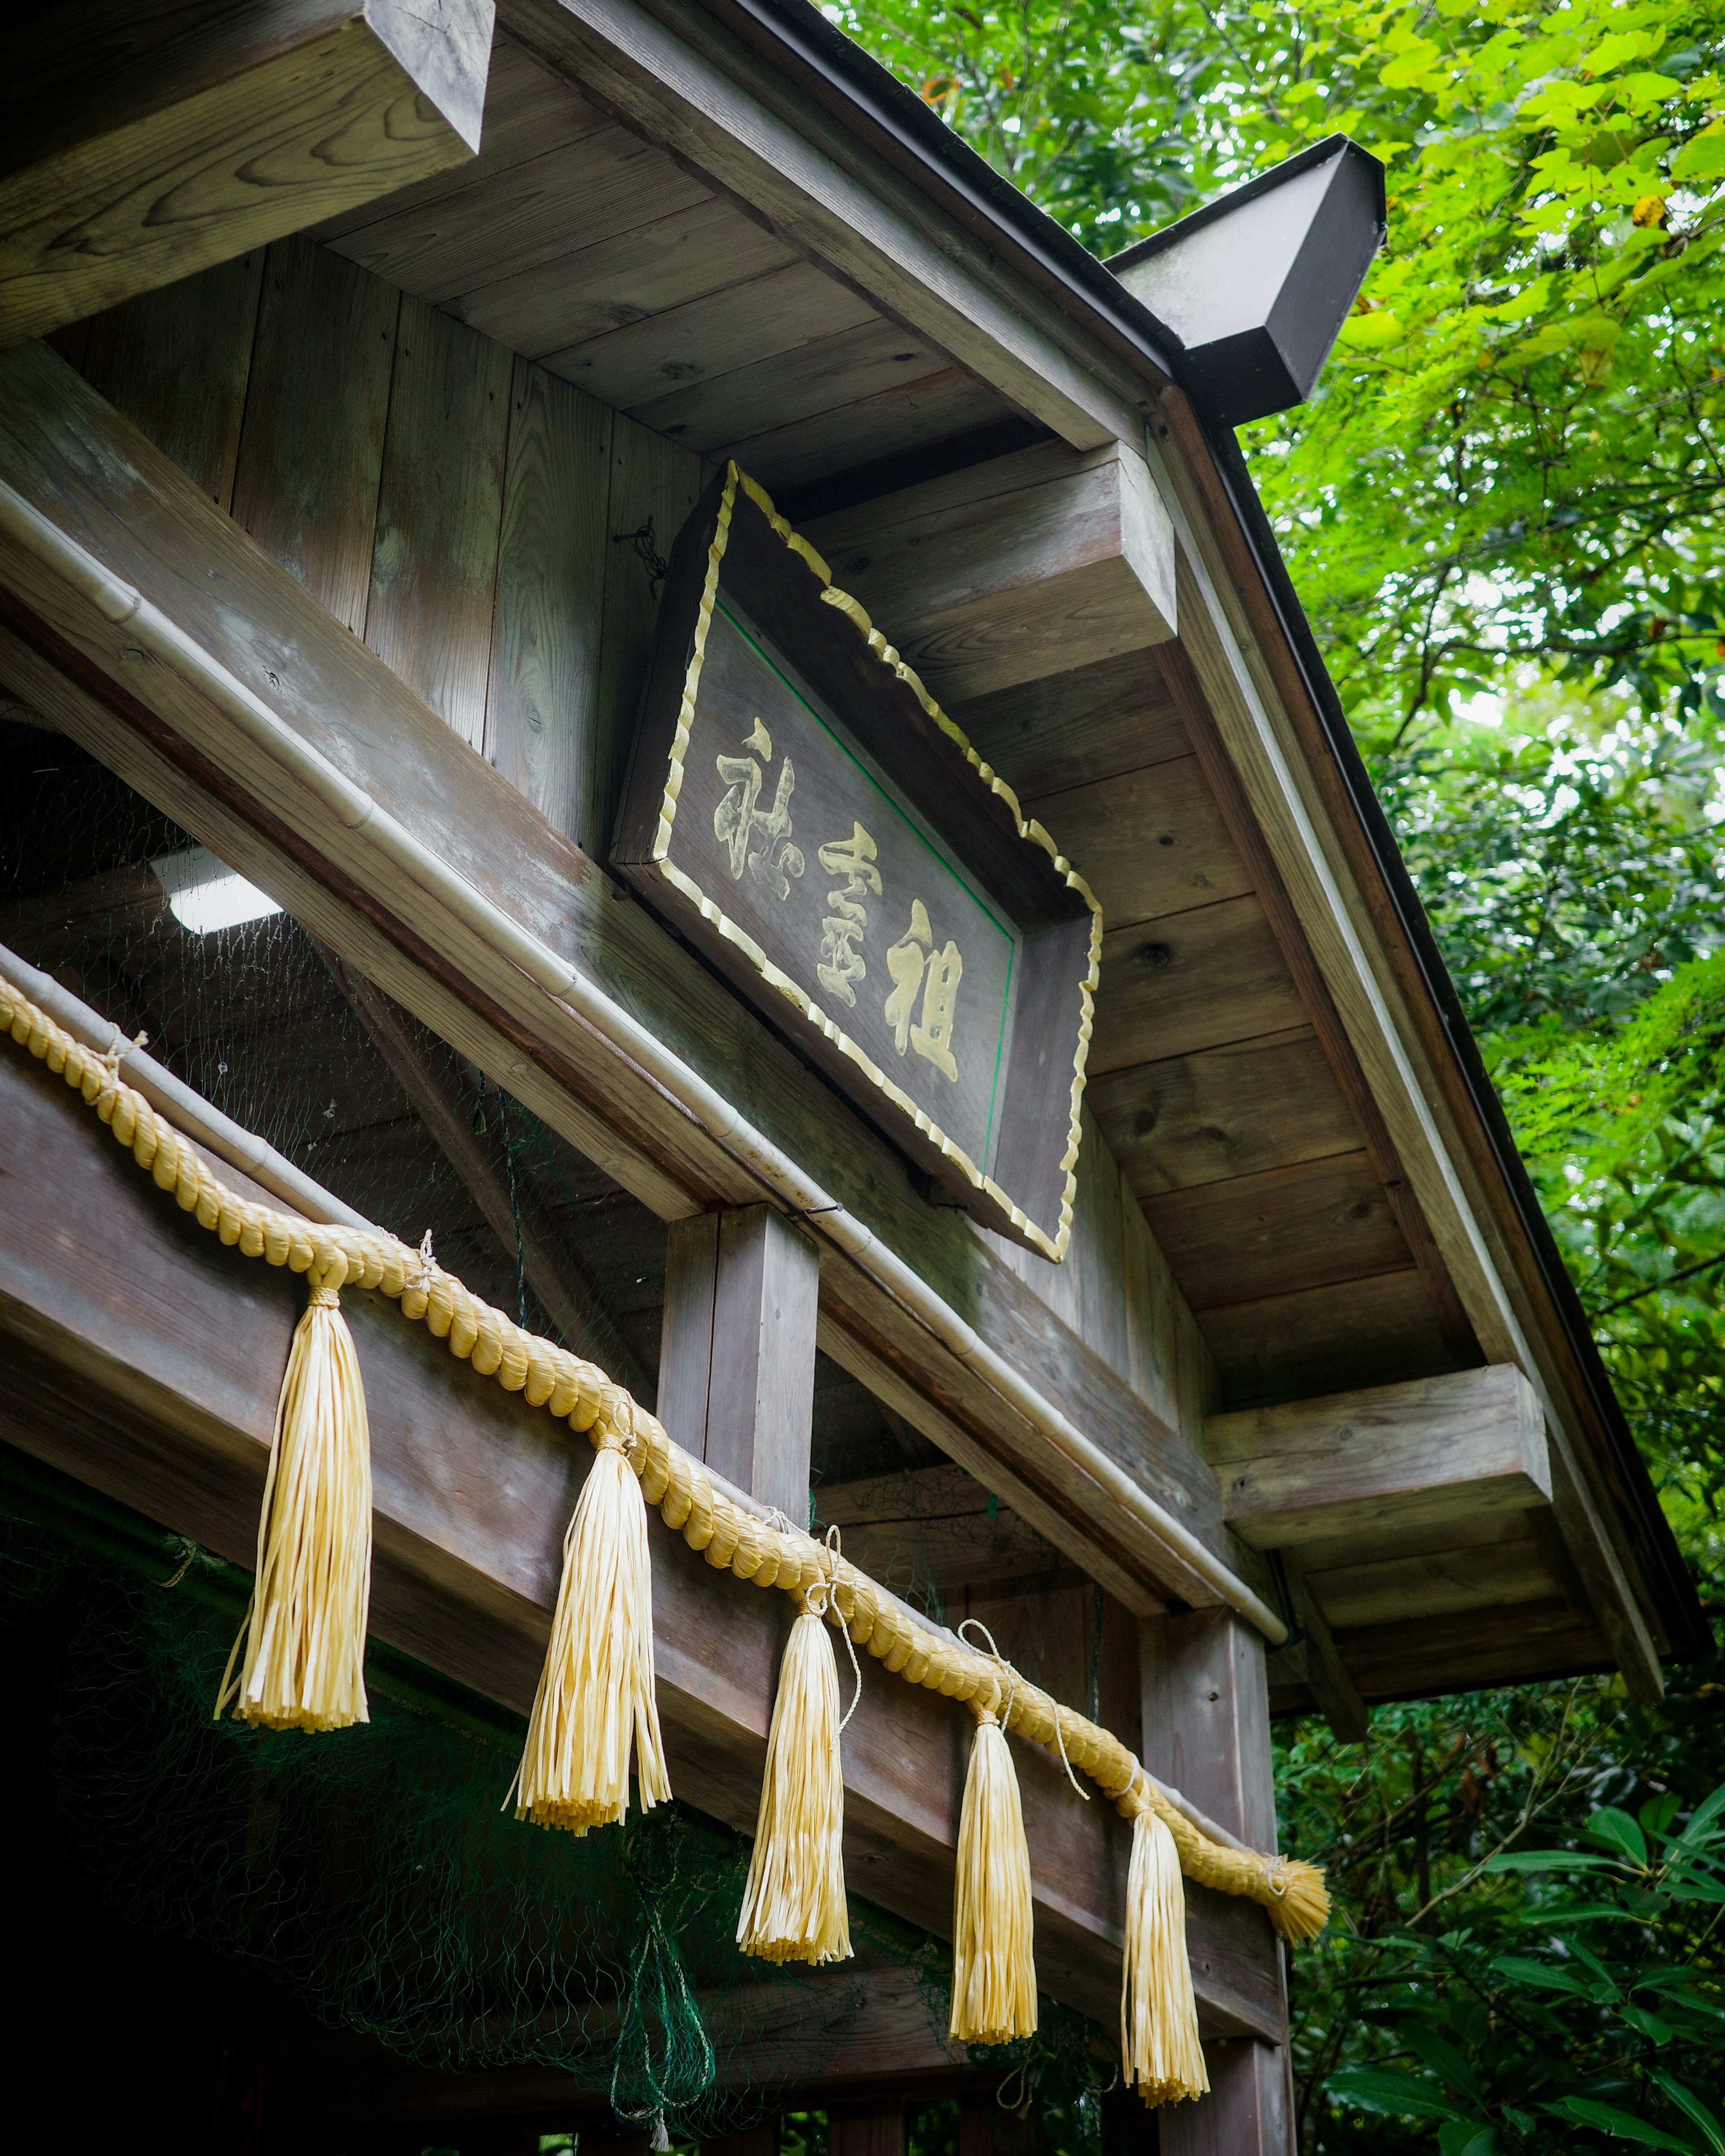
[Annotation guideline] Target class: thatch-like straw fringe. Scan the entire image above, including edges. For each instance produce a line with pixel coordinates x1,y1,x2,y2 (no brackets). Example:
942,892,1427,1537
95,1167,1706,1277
737,1604,852,1964
1121,1808,1209,2107
217,1268,372,1732
511,1436,671,1834
949,1708,1038,2044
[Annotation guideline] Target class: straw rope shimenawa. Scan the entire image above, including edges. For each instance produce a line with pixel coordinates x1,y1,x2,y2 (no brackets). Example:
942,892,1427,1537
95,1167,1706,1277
1,976,1331,1937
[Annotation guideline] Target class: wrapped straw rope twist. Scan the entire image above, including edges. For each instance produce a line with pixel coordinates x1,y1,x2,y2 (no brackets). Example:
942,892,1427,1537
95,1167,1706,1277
1,972,1327,1941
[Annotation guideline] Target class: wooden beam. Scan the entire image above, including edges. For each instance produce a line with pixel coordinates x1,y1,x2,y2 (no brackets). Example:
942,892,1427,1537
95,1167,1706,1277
1208,1365,1551,1551
1,0,495,344
805,440,1174,706
1140,1608,1292,2153
0,332,1238,1623
318,941,653,1399
0,1037,1287,2043
495,0,1154,451
1273,1550,1368,1745
659,1205,820,1521
815,1462,1060,1591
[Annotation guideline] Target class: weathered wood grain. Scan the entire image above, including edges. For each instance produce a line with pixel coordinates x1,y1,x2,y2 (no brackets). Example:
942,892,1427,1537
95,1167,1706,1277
331,121,708,301
815,1462,1059,1590
0,0,493,340
495,0,1154,450
721,367,1008,498
476,194,796,359
80,251,265,512
1087,1027,1360,1197
0,338,1236,1613
1309,1530,1560,1633
949,647,1189,802
1024,754,1251,932
1145,1151,1411,1313
805,440,1175,704
231,238,400,632
708,1205,822,1520
1091,899,1305,1078
364,295,513,749
1324,1599,1612,1704
549,256,876,414
1200,1271,1458,1413
487,356,612,841
0,1039,1279,2041
310,28,602,241
1208,1364,1552,1550
1275,1548,1369,1744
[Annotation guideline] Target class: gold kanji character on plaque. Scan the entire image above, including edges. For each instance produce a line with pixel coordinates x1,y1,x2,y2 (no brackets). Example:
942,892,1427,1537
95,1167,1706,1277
713,717,805,900
885,899,962,1082
815,821,881,1007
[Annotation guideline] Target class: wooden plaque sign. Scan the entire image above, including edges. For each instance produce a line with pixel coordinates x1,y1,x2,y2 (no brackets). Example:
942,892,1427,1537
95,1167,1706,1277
613,465,1101,1259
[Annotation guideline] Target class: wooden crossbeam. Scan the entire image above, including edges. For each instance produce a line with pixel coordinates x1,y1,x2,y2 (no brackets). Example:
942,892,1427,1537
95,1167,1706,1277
1,0,495,343
805,440,1176,705
1209,1365,1552,1551
0,1038,1288,2043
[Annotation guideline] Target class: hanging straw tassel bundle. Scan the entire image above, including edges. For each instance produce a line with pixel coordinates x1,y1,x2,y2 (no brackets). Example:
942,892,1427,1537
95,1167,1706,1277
511,1425,671,1834
1120,1801,1208,2107
217,1258,373,1731
949,1685,1038,2044
737,1581,854,1964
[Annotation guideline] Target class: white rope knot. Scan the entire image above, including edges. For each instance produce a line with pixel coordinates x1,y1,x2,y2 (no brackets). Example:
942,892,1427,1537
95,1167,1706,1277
100,1025,148,1083
410,1229,436,1292
1261,1854,1292,1898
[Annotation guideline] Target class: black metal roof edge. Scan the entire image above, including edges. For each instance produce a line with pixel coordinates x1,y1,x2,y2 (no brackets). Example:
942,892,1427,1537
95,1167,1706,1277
1197,416,1710,1663
681,0,1707,1661
1102,133,1385,274
688,0,1189,370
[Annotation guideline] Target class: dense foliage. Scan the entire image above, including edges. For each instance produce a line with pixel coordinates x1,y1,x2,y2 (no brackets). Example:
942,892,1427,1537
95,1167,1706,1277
834,2,1725,2146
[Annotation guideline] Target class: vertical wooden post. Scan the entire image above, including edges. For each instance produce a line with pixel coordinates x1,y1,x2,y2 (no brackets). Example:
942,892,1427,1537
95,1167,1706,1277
828,2100,907,2156
1141,1609,1293,2156
658,1204,820,1521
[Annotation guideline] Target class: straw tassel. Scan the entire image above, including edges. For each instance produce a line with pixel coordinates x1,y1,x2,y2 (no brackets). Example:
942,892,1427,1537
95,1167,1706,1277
737,1590,853,1964
949,1696,1038,2044
1121,1805,1208,2107
510,1429,671,1834
217,1259,373,1731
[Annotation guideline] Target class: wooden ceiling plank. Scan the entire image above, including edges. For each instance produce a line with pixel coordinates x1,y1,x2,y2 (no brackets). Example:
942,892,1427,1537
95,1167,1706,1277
464,195,797,358
1088,1026,1361,1197
1022,753,1252,934
1199,1270,1457,1412
1309,1533,1558,1633
551,256,879,414
1324,1600,1611,1702
329,124,712,304
0,0,494,342
718,367,1006,497
1277,1549,1369,1743
948,648,1190,800
1091,897,1307,1080
497,0,1152,450
1208,1364,1552,1550
1144,1150,1411,1312
309,30,609,243
634,317,951,455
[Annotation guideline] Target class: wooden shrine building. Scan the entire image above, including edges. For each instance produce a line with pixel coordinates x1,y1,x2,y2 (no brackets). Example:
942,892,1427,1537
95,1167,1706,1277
0,3,1704,2153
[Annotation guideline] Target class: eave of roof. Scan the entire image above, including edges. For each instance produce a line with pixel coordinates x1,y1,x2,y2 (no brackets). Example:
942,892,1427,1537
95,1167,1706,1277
687,0,1707,1662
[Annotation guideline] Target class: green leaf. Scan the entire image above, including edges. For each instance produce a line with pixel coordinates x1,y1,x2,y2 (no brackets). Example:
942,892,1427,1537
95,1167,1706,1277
1621,2002,1676,2044
1588,1808,1650,1864
1672,130,1725,180
1327,2067,1473,2123
1491,1954,1598,1997
1558,2097,1697,2152
1653,2077,1725,2156
1676,1785,1725,1847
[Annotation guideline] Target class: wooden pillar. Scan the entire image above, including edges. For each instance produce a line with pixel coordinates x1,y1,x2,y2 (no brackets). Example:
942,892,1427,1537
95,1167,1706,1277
828,2100,906,2156
1141,1609,1292,2156
658,1204,820,1521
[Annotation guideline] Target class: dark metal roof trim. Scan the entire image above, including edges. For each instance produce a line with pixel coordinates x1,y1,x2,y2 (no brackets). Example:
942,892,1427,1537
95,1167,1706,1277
686,0,1707,1661
1103,132,1385,273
